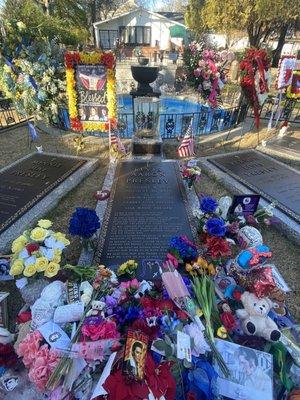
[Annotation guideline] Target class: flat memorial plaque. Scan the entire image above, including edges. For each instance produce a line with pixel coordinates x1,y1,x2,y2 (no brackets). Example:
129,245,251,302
95,161,196,280
0,153,86,234
208,150,300,222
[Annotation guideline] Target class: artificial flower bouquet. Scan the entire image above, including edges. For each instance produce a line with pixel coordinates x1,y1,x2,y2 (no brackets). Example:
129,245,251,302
181,164,201,188
69,207,100,251
9,219,69,280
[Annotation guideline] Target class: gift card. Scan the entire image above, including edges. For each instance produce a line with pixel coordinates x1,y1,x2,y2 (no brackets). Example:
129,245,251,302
38,321,71,350
177,330,191,362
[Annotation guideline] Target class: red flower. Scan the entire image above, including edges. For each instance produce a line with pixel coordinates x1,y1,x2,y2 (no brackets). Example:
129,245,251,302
82,320,120,341
187,391,197,400
145,355,176,400
103,369,149,400
17,311,32,324
176,310,189,321
131,319,160,342
65,51,80,68
139,297,156,309
101,52,115,69
206,236,231,259
26,243,40,255
233,290,242,301
70,117,83,131
157,299,175,312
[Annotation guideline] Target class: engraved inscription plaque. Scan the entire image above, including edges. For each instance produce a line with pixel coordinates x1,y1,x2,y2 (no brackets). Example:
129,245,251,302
95,161,195,279
0,153,86,233
208,150,300,222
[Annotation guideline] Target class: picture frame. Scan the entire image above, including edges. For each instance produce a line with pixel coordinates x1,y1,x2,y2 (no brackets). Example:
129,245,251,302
122,330,148,380
0,292,9,328
65,50,117,132
214,339,273,400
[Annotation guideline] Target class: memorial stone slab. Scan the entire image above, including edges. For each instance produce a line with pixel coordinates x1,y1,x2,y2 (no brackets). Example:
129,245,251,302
0,153,98,251
94,160,196,280
207,150,300,222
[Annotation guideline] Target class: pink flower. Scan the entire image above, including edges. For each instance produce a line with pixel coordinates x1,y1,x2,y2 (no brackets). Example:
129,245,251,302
17,330,43,368
28,346,59,391
82,320,120,341
120,278,140,292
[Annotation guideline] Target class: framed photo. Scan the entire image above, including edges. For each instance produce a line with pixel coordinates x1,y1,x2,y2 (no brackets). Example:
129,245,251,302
65,51,117,132
214,339,273,400
122,330,148,380
0,292,9,328
229,194,260,217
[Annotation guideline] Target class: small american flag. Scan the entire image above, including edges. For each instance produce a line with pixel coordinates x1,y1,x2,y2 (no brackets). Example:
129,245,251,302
110,130,126,155
177,119,195,158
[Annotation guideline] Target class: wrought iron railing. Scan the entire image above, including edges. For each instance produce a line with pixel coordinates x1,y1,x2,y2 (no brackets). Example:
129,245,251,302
0,98,27,130
117,104,249,138
252,97,300,124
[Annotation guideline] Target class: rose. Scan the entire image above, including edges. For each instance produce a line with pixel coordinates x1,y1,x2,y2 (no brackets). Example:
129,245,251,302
10,260,24,276
53,232,70,246
35,257,49,272
17,331,43,368
205,217,226,237
26,243,40,255
28,345,59,391
30,227,48,242
44,262,60,278
82,320,120,341
200,196,218,213
23,263,37,277
11,235,27,253
52,249,62,264
37,219,52,229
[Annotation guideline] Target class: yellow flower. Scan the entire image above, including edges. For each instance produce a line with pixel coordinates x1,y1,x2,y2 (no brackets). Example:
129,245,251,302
44,262,60,278
30,227,48,242
35,257,49,272
23,264,37,277
196,308,203,317
11,235,27,253
54,233,70,246
217,326,228,339
185,263,193,272
196,257,208,269
10,260,24,276
207,263,216,275
38,219,52,229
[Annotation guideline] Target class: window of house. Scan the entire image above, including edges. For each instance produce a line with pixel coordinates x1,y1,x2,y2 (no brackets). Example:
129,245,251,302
119,26,151,45
99,30,118,49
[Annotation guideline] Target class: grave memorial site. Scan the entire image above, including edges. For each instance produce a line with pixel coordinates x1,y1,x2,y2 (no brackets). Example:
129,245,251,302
0,2,299,399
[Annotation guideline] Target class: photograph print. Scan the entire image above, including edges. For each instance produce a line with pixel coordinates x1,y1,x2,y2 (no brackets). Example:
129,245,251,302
122,329,148,380
214,339,273,400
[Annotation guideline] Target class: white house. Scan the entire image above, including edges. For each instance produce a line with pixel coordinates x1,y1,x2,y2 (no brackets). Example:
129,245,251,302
93,2,187,53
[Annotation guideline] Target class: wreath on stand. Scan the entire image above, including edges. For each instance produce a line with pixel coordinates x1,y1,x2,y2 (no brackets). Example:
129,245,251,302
240,49,270,128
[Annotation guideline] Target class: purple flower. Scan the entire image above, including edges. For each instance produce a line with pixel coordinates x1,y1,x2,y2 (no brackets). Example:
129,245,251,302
200,196,218,213
206,217,226,237
105,295,117,308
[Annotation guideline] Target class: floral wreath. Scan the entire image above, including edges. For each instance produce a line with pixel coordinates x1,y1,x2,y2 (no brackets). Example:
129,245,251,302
286,70,300,99
65,51,117,132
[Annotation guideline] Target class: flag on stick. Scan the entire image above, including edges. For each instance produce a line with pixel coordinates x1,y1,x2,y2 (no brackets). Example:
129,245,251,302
110,129,126,155
177,119,195,158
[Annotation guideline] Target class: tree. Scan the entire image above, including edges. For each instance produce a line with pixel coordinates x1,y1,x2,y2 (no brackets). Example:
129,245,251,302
185,0,299,64
185,0,206,39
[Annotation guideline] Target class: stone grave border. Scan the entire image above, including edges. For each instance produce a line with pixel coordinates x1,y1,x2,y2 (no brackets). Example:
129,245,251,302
198,149,300,245
78,157,200,266
0,152,99,252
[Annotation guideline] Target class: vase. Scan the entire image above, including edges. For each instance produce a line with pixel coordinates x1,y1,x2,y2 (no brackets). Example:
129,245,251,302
16,278,49,306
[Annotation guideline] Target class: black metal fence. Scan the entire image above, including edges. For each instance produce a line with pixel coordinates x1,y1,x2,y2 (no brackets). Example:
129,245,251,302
0,98,27,130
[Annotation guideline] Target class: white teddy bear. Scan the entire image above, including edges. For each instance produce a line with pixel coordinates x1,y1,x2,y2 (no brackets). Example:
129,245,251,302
86,300,106,317
236,291,281,342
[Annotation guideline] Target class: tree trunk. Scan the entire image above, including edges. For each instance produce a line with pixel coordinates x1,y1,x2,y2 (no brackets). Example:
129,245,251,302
90,0,97,47
272,24,289,67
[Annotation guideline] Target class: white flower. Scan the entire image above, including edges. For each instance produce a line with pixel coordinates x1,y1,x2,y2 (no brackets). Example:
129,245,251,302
109,271,118,285
19,248,29,259
81,293,91,306
24,255,36,267
40,246,54,261
183,322,210,356
44,236,65,250
193,209,204,219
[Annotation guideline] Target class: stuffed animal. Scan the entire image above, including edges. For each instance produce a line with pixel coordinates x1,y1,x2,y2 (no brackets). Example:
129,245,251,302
236,291,281,341
86,300,106,317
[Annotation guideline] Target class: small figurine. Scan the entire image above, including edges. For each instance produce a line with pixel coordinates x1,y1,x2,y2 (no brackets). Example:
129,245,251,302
220,302,237,332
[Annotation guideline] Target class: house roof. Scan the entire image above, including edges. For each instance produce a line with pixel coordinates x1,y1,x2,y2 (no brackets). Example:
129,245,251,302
157,12,185,25
93,7,187,28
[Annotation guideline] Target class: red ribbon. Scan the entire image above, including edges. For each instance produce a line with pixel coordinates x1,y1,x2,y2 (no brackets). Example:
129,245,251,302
248,248,272,266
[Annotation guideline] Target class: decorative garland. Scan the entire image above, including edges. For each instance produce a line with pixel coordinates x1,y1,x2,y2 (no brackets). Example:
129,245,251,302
65,51,117,132
240,48,270,128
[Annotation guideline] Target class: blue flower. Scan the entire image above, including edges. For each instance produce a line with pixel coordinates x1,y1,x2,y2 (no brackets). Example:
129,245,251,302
200,196,218,213
169,236,197,261
205,217,226,237
68,208,100,238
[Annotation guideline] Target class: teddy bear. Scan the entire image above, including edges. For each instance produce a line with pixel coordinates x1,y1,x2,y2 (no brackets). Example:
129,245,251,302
236,291,281,342
86,300,106,317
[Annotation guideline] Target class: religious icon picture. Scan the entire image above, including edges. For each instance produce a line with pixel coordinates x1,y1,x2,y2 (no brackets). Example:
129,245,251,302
229,194,260,217
122,330,148,380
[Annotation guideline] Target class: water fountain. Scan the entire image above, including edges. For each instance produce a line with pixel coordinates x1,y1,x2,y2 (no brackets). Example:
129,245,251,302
130,63,162,155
